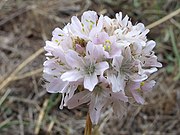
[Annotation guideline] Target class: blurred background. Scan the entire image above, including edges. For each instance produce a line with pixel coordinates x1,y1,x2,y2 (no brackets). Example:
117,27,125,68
0,0,180,135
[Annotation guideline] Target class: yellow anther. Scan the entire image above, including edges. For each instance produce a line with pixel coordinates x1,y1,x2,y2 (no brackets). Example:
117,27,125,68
140,82,145,86
136,88,141,92
107,45,111,50
90,24,93,30
55,39,58,43
90,20,95,24
105,40,111,44
58,34,64,36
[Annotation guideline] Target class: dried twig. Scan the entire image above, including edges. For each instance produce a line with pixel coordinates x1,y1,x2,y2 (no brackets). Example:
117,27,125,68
34,99,49,135
0,88,11,106
12,68,43,81
146,8,180,29
0,5,36,26
0,48,44,93
47,120,55,134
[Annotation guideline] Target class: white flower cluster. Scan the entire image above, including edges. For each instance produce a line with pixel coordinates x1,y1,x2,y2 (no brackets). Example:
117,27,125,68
43,11,162,124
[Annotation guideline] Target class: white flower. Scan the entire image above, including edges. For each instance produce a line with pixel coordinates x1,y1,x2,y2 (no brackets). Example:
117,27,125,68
61,43,109,91
43,10,162,124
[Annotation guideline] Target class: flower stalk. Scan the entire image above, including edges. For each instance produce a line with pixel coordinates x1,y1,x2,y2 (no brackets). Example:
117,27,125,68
84,112,92,135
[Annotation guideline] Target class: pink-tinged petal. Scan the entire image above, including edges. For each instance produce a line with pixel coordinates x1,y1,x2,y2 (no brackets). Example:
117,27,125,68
112,55,123,71
44,41,59,52
66,90,91,109
142,40,156,54
43,74,69,93
131,90,145,104
65,50,84,68
90,31,108,44
107,73,125,92
52,27,65,37
95,62,109,75
60,93,65,109
141,80,156,92
70,16,87,38
45,41,66,59
96,15,104,30
89,95,105,124
123,46,132,61
94,44,109,60
129,73,148,82
141,68,158,75
64,84,78,104
61,70,83,82
60,36,73,51
116,12,122,24
43,59,66,75
140,29,149,38
86,42,94,57
111,91,128,102
126,81,140,91
84,74,98,91
104,16,113,28
71,16,82,31
107,74,118,92
122,15,129,26
112,100,127,118
135,23,145,32
131,42,142,56
116,12,129,27
86,42,109,61
81,11,98,28
75,44,85,54
143,56,162,67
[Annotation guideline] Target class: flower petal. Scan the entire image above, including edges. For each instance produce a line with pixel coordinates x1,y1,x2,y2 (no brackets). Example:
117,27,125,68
95,61,109,75
65,50,84,68
112,55,123,71
131,90,145,104
89,95,106,124
107,73,125,92
43,74,69,93
61,70,83,82
142,40,156,54
84,74,98,91
66,90,91,109
111,91,128,102
141,80,156,92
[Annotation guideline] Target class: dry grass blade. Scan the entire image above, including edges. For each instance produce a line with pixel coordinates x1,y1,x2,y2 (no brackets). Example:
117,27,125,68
0,117,13,129
12,68,43,81
0,5,36,26
34,99,49,135
47,120,55,134
146,8,180,29
0,88,11,106
0,48,44,93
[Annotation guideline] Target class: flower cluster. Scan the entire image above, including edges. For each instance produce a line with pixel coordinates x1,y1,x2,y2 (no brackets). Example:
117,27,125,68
43,11,162,124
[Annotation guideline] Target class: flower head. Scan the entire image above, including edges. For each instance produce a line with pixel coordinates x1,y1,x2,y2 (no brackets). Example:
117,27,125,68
43,10,162,124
